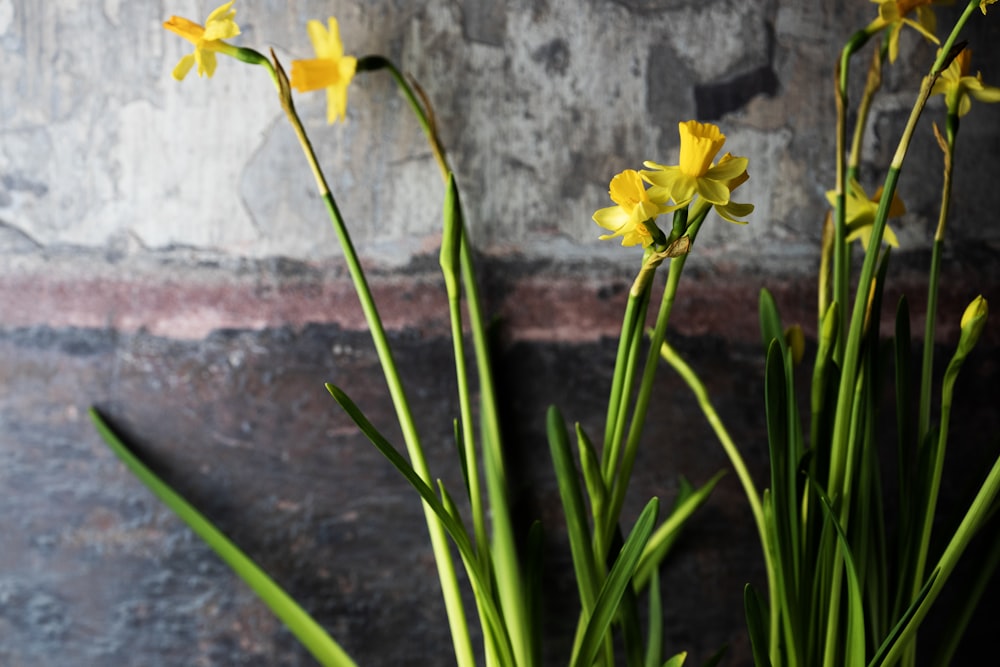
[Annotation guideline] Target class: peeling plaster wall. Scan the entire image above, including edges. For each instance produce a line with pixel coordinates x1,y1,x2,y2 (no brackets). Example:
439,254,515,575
4,1,1000,665
4,0,998,269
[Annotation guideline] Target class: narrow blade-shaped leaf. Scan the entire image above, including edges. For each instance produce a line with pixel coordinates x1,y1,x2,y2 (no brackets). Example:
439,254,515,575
548,406,599,611
634,471,726,589
744,583,771,667
572,497,659,667
90,409,358,667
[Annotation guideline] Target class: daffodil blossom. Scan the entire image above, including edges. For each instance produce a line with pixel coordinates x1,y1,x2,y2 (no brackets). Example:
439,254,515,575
641,121,748,207
593,169,665,247
826,178,905,249
290,18,358,124
163,1,241,80
866,0,940,63
930,48,1000,117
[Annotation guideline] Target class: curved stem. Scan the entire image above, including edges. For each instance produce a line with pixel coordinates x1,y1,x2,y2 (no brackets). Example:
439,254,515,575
270,53,476,667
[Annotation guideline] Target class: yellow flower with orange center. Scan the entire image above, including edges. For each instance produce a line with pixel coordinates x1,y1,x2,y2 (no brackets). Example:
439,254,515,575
291,18,358,124
930,48,1000,117
592,170,664,247
163,1,241,80
641,121,748,207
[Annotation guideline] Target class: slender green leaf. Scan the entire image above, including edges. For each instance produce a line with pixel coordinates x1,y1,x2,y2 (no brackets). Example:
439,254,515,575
929,523,1000,666
879,453,1000,666
547,406,600,612
763,339,801,657
572,497,659,667
759,288,787,356
90,409,357,667
577,423,607,521
867,568,939,667
744,583,771,667
451,418,471,497
324,384,516,667
812,480,866,667
439,173,462,300
645,568,663,667
662,652,687,667
634,471,726,589
525,520,545,667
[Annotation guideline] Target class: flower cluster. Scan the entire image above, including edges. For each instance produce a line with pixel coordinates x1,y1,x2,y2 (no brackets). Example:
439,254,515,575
163,1,356,124
593,121,752,248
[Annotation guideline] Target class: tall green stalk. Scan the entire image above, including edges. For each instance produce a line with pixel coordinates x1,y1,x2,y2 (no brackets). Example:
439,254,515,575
269,55,476,666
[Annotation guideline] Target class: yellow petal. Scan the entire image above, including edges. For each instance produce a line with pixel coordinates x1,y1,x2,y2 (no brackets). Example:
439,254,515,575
704,156,748,184
608,170,647,208
969,79,1000,103
593,205,632,233
641,166,695,204
195,48,218,77
172,54,196,80
203,1,240,41
694,177,731,206
326,83,348,124
307,18,344,60
678,120,726,177
163,16,205,45
290,58,341,92
715,201,754,224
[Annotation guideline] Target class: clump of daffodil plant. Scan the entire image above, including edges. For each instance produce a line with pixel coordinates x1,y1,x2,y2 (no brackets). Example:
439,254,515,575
653,2,1000,667
90,1,1000,666
93,2,730,666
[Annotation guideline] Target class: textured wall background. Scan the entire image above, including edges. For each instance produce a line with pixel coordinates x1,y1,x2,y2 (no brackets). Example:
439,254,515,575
3,0,1000,665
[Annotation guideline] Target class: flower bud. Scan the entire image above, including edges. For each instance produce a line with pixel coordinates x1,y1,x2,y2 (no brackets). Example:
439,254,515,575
960,295,988,348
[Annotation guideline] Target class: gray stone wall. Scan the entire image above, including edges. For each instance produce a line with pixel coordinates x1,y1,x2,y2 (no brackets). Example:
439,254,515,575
3,1,1000,665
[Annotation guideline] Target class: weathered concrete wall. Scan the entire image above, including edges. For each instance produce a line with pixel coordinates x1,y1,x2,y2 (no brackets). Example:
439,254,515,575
3,0,1000,665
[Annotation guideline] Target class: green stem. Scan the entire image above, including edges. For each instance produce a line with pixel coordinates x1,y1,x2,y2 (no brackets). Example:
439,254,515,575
271,55,475,667
848,40,886,180
880,453,1000,667
357,56,449,177
833,30,873,359
918,111,958,446
659,342,770,569
602,279,653,484
603,209,700,547
829,0,976,507
441,180,491,571
358,56,533,665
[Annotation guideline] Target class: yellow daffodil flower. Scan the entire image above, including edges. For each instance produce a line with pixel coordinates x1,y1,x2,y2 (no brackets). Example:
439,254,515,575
640,121,748,207
163,1,241,80
826,178,905,249
290,18,357,124
593,169,665,247
866,0,940,63
707,152,754,224
930,48,1000,116
981,0,997,14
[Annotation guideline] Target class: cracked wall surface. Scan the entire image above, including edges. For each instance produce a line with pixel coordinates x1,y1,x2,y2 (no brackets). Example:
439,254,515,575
3,1,1000,665
3,0,997,270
